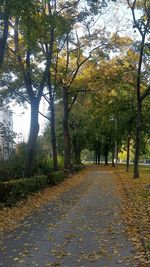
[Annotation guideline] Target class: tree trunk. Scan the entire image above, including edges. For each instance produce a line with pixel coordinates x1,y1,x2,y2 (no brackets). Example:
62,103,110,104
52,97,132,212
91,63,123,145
63,87,71,170
133,101,141,178
112,147,115,167
48,73,58,171
24,100,39,177
49,91,58,171
104,144,108,165
126,132,130,172
0,13,9,66
95,152,97,164
98,151,100,164
74,147,81,164
115,117,118,166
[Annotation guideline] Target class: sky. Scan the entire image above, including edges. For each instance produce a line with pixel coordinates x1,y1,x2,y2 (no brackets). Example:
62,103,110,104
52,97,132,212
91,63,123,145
13,98,48,142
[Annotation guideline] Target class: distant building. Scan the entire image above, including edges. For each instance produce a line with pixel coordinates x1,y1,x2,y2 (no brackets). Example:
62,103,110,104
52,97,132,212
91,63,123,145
0,107,13,159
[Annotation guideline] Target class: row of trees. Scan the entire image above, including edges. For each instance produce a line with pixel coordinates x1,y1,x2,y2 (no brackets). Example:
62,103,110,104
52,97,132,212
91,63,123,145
0,0,150,178
43,39,150,171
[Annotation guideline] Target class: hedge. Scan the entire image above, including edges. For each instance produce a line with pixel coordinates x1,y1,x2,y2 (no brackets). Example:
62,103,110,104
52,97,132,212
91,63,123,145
0,166,83,207
0,175,48,207
74,164,84,172
48,170,66,186
69,164,84,173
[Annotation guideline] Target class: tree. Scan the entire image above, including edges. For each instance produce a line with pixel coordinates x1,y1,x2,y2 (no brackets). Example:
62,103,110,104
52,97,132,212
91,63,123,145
127,0,150,178
69,94,89,164
83,41,137,168
13,3,54,177
0,1,9,66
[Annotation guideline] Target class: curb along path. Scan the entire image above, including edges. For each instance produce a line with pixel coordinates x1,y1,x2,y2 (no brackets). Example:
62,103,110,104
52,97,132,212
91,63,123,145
0,168,136,266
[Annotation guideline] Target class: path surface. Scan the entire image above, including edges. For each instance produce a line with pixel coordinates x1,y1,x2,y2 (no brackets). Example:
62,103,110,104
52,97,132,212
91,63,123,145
0,169,136,267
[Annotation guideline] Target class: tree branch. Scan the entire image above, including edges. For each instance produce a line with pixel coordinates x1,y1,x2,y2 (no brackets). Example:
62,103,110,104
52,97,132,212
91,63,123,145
68,94,78,113
67,45,101,89
127,0,144,37
56,0,80,15
0,80,29,104
39,111,50,121
0,80,50,121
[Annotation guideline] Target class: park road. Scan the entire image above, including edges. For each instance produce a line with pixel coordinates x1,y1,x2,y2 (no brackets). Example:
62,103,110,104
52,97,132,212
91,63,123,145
0,167,136,267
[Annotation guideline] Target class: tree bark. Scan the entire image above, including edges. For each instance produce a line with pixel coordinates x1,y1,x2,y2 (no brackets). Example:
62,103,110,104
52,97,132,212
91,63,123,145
49,90,58,171
72,136,82,165
95,152,97,164
63,87,71,169
126,132,131,172
133,101,141,178
104,144,108,165
0,12,9,66
48,73,58,171
24,100,39,177
97,151,100,164
74,147,81,164
112,147,115,167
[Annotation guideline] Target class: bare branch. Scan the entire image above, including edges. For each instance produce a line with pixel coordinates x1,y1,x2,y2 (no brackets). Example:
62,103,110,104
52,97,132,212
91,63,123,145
42,93,51,105
39,111,50,121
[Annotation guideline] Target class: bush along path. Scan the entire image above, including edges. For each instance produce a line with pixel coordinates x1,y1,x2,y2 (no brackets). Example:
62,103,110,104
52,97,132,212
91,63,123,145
0,165,145,266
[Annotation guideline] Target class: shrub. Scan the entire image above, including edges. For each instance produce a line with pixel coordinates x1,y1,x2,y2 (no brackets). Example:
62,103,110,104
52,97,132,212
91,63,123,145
10,142,26,178
69,164,84,173
48,170,66,186
57,155,64,169
33,155,53,175
0,175,48,207
74,164,84,172
0,160,12,180
63,169,70,177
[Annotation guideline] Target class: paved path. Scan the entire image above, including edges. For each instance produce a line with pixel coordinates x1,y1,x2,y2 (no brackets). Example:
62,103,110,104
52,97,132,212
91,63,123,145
0,169,135,266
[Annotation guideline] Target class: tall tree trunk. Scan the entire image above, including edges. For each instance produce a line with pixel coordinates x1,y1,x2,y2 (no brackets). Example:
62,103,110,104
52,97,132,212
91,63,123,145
0,13,9,66
63,87,71,169
95,152,97,164
48,75,58,171
98,151,100,164
74,147,81,164
24,100,39,177
126,131,131,172
104,144,108,165
49,91,58,171
133,101,141,178
112,147,115,167
133,32,145,178
115,117,118,166
72,137,82,164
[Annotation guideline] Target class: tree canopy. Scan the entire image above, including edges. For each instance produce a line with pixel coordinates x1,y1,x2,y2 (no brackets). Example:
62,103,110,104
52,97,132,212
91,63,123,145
0,0,150,178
